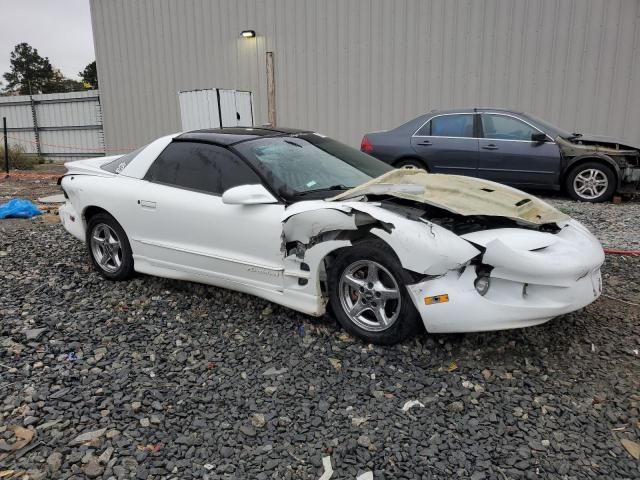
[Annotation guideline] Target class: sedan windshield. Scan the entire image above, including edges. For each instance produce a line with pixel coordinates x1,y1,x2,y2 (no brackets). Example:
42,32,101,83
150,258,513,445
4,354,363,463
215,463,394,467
522,113,573,139
233,133,392,200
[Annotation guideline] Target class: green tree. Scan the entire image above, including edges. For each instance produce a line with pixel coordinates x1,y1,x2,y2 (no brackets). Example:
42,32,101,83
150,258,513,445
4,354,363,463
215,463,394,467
79,61,98,89
2,43,56,94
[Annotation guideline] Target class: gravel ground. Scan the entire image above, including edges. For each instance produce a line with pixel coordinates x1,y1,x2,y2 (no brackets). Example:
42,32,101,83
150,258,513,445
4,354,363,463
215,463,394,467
1,177,639,479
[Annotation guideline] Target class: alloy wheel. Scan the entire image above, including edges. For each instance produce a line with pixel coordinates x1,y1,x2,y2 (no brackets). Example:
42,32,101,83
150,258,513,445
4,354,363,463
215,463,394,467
573,168,608,200
338,260,402,332
90,223,123,273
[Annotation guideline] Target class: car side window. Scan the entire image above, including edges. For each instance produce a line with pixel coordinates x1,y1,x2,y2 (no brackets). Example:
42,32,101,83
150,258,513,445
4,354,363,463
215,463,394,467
418,114,474,138
144,141,261,195
482,114,539,141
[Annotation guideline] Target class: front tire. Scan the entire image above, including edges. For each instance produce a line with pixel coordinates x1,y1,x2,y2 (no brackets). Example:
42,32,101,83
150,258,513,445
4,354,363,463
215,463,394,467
86,213,134,280
396,158,428,170
565,161,616,202
329,239,423,345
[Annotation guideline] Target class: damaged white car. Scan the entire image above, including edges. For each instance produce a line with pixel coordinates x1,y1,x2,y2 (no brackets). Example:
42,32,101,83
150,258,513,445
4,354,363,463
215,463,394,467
59,128,605,344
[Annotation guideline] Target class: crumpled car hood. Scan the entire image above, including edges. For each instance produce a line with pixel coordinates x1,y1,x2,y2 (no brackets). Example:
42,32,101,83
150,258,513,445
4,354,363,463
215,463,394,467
330,169,569,226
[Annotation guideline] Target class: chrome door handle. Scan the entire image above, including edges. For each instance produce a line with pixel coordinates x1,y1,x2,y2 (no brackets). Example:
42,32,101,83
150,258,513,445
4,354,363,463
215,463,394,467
417,141,432,146
482,144,498,150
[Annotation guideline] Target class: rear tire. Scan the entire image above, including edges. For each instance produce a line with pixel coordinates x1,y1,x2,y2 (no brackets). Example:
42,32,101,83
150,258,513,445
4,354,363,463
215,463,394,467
565,161,616,203
86,213,134,280
328,239,423,345
396,158,428,170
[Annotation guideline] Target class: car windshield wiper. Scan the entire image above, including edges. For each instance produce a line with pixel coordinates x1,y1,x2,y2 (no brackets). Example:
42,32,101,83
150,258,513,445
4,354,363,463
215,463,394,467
292,184,349,197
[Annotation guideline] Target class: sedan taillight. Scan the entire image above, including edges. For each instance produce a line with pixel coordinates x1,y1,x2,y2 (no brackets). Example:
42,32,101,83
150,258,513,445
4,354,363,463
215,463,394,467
361,135,374,153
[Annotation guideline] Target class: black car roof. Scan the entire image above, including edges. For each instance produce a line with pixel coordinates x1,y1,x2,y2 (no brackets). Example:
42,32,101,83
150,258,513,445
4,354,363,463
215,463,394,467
175,127,313,146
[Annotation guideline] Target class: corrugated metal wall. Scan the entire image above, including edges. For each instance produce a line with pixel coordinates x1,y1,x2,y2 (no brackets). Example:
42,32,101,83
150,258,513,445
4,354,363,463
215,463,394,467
0,90,105,162
90,0,640,150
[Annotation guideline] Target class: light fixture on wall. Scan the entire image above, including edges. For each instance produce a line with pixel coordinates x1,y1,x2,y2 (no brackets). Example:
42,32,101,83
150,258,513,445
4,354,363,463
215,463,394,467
241,30,256,38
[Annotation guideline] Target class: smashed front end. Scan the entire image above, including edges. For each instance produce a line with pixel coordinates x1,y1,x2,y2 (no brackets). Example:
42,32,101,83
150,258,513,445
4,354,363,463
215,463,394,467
406,219,604,333
283,170,605,333
557,136,640,194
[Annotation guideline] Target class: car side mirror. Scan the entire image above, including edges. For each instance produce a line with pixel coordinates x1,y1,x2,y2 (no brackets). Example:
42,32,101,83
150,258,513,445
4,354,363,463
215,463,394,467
222,184,278,205
531,132,547,143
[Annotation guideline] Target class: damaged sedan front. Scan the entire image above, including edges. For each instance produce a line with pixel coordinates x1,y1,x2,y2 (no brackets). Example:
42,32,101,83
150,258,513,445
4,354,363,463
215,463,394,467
60,128,604,345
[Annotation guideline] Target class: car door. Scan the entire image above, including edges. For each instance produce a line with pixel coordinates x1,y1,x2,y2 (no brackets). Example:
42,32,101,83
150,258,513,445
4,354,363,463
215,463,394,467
409,113,479,176
477,113,562,187
131,140,285,291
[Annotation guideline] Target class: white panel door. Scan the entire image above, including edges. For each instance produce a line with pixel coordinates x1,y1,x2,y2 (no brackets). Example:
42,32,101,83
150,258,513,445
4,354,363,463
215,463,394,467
218,89,238,127
178,89,221,130
131,181,285,291
235,91,253,127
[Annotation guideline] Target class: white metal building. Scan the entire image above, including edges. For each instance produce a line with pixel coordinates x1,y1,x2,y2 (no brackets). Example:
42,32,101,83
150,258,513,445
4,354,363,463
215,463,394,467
90,0,640,153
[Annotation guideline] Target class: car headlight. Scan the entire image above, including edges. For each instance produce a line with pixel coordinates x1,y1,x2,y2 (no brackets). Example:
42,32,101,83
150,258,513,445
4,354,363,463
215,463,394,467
474,275,491,296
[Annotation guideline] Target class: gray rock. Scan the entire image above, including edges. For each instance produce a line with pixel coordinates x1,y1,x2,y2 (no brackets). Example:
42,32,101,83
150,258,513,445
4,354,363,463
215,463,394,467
69,427,107,445
23,415,38,426
263,367,288,376
357,435,372,448
240,425,257,437
220,446,234,458
251,413,266,428
24,328,47,341
82,458,104,478
47,451,63,472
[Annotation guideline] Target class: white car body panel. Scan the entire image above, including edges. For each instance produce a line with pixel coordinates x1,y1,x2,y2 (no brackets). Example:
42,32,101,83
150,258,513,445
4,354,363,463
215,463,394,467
60,135,605,334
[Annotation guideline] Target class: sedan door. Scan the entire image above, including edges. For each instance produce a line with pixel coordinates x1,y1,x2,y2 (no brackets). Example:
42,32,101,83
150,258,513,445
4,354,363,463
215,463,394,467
477,113,562,187
410,113,479,176
131,141,285,291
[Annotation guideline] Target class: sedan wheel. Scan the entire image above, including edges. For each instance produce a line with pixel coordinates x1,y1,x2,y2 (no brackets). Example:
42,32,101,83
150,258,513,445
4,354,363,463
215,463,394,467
573,169,608,200
90,223,123,273
566,162,615,203
339,260,401,332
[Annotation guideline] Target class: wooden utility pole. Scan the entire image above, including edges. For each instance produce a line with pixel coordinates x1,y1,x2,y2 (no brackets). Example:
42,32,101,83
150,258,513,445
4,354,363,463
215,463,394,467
3,117,8,175
266,52,276,126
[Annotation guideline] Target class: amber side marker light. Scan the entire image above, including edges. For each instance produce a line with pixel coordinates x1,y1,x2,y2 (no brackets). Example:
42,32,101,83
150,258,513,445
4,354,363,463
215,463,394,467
424,294,449,305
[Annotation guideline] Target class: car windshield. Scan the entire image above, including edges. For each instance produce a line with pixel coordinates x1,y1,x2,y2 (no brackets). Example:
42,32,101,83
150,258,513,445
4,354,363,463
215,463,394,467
522,113,573,139
233,133,392,200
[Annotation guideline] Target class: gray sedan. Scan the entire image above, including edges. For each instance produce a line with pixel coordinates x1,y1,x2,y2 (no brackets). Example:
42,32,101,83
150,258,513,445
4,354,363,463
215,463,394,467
361,108,640,202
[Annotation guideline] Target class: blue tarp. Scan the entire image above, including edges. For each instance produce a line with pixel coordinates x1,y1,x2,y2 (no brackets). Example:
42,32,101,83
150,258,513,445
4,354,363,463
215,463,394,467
0,199,42,219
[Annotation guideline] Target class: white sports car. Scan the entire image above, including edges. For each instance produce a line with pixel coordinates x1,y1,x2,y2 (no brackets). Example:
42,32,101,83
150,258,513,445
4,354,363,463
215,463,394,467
59,127,604,344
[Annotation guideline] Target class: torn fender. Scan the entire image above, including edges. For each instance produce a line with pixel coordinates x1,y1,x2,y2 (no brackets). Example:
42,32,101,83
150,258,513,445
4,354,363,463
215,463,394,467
282,200,480,275
283,208,360,244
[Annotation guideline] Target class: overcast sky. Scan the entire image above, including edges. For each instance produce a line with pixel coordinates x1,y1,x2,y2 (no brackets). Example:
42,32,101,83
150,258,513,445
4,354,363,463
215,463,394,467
0,0,94,81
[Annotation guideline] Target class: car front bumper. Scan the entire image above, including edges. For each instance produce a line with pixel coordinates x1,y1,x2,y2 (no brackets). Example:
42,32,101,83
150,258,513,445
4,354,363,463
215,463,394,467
407,220,605,333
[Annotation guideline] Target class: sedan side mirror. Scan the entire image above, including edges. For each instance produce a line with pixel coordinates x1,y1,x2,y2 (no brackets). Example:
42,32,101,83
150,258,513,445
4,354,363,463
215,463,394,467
222,184,278,205
531,132,547,143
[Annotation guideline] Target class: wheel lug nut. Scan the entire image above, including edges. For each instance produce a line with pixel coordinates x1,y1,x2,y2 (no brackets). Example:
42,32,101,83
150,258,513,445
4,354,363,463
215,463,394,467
371,301,377,307
367,282,373,288
375,292,381,298
359,287,365,293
